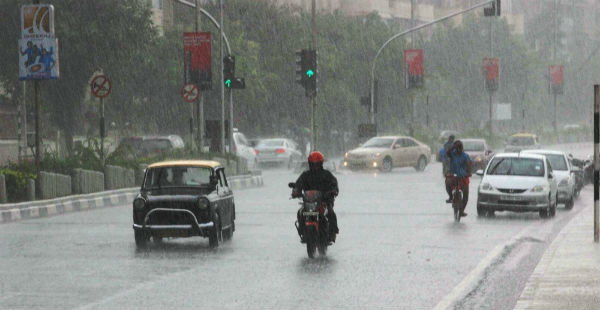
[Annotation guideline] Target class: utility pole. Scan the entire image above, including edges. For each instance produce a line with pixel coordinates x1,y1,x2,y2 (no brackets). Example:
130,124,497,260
219,0,226,153
311,0,317,151
409,0,416,136
489,12,494,136
594,85,599,243
194,0,204,154
552,0,558,132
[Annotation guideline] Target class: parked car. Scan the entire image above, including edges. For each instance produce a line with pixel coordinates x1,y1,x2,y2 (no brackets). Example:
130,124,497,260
504,133,541,152
476,153,558,218
232,130,258,169
343,136,431,172
255,138,302,168
132,160,235,248
523,150,576,209
462,138,494,171
117,135,185,157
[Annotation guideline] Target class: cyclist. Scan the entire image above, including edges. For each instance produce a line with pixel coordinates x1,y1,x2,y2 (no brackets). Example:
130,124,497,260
445,140,471,217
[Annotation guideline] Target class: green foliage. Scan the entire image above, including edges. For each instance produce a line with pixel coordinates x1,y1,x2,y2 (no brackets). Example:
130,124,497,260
0,169,35,203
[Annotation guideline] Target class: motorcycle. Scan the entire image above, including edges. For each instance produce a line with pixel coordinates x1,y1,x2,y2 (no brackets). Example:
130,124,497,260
288,182,332,258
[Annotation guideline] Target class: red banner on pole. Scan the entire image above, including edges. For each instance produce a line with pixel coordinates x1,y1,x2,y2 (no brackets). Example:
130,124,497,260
404,49,424,89
184,32,211,90
549,65,564,94
482,58,499,92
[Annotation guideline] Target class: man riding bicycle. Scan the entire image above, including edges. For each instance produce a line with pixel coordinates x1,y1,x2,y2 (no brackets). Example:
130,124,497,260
445,140,471,217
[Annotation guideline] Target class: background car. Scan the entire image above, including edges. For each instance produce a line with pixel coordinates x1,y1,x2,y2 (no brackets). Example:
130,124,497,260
117,135,185,157
462,138,494,171
232,130,258,169
255,138,302,168
343,136,431,172
504,133,541,152
476,153,558,218
523,149,576,209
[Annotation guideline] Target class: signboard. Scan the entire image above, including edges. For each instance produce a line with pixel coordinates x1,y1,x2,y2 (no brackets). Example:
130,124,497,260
184,32,212,90
549,65,564,95
90,75,112,98
404,49,424,89
21,5,55,37
181,83,200,102
19,38,59,80
493,103,511,120
482,58,499,92
19,5,59,80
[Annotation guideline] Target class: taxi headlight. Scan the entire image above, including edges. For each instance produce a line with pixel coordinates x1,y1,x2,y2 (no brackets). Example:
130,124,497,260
133,198,145,210
198,197,209,210
531,185,547,193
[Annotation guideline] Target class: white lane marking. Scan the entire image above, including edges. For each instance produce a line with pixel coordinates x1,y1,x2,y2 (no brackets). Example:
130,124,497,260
432,224,533,310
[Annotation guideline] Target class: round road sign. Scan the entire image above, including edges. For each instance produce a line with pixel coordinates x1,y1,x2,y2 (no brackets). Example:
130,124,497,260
181,83,200,103
90,75,112,99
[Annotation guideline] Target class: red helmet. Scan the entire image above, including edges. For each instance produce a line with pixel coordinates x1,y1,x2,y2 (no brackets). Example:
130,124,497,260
308,151,325,163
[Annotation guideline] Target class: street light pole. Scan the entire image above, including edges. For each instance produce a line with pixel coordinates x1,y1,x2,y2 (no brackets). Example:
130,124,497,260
369,0,496,126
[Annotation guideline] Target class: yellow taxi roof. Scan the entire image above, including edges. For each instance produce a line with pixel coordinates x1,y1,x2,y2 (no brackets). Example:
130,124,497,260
511,133,536,137
147,160,221,169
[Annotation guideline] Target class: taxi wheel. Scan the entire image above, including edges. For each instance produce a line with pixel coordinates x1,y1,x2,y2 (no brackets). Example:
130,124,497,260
134,230,149,248
209,214,222,248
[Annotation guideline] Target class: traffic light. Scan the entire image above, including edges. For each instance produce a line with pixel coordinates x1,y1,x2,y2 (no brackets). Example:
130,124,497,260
295,49,318,97
484,0,501,16
295,49,307,87
223,55,235,88
304,49,317,97
231,77,246,89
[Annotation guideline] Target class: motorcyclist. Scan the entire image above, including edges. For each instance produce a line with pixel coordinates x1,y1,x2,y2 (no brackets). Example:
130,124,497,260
440,135,455,177
292,151,339,242
445,140,471,217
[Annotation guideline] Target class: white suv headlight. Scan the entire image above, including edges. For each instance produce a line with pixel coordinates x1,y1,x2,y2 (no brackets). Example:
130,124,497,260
531,185,547,193
481,182,493,191
558,178,569,187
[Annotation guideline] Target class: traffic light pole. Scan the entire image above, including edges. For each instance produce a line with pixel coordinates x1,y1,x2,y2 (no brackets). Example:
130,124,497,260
369,0,495,125
177,0,232,154
310,0,317,151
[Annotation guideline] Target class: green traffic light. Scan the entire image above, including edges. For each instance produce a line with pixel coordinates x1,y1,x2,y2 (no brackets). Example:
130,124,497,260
306,69,314,78
225,79,231,87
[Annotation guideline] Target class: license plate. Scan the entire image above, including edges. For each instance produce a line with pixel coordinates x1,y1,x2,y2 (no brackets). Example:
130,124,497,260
303,211,319,216
501,195,525,201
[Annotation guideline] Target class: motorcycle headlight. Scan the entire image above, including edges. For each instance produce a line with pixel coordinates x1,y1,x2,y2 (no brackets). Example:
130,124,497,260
481,182,493,191
133,198,145,210
558,178,569,187
198,197,209,210
531,185,547,193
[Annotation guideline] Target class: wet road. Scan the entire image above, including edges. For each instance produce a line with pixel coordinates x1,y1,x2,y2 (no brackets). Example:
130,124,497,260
0,143,592,310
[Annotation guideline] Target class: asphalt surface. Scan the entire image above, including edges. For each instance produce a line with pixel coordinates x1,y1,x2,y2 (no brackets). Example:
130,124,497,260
0,143,593,310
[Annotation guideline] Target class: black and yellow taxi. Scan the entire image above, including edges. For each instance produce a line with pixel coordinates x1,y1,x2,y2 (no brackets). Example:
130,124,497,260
132,160,235,248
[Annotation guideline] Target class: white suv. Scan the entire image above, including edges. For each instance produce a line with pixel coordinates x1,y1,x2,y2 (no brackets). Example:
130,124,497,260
232,130,257,169
522,150,575,209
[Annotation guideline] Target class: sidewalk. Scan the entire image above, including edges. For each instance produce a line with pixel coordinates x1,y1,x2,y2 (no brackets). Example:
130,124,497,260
514,204,600,310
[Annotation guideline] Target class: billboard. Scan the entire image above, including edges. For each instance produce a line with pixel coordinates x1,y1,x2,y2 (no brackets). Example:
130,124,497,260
19,5,59,80
21,5,55,38
404,49,424,89
19,38,59,80
549,65,564,95
184,32,212,90
482,58,499,92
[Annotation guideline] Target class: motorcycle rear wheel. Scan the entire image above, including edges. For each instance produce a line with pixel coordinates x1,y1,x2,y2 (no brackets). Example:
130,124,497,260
307,241,316,258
